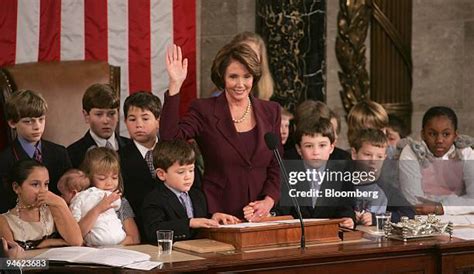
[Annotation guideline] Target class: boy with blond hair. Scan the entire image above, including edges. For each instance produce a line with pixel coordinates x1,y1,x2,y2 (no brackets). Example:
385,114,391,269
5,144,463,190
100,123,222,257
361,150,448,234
350,129,389,225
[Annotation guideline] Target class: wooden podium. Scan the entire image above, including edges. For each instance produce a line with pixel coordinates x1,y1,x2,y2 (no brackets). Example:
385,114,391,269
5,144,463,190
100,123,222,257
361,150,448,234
201,219,342,250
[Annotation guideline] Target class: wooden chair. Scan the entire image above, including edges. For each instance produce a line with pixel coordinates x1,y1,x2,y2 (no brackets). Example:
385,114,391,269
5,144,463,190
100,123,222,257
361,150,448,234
0,61,120,149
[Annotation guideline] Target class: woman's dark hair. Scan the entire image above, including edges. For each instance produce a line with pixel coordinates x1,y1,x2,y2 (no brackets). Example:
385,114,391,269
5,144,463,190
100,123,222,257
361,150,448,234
8,159,46,187
211,43,261,91
422,106,458,131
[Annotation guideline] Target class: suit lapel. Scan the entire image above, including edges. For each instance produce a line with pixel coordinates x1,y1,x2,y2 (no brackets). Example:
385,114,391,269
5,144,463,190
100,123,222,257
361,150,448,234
160,184,188,218
130,143,154,181
82,131,99,153
84,131,98,147
117,136,130,149
189,189,206,217
213,93,250,164
12,138,29,161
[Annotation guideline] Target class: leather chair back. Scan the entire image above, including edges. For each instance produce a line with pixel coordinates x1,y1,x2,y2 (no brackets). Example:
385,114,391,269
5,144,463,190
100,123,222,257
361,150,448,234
0,61,120,148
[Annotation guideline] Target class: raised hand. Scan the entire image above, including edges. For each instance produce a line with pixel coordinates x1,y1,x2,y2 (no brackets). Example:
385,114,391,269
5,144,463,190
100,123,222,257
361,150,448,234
166,44,188,96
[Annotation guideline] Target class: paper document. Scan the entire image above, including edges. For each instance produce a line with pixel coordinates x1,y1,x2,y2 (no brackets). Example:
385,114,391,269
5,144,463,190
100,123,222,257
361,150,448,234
438,215,474,226
452,228,474,240
35,246,153,267
125,261,163,270
219,222,280,228
272,218,329,224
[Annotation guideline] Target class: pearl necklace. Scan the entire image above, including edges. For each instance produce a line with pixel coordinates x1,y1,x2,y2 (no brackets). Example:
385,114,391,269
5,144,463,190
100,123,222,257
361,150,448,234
14,204,51,249
232,97,252,123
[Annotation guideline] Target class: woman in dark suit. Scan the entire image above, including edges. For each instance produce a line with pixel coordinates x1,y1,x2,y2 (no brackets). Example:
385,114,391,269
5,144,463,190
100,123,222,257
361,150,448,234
161,43,281,221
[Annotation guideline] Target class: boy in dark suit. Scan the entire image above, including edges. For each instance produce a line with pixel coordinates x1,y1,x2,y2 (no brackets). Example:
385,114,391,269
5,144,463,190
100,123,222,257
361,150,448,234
279,118,355,229
120,91,162,236
67,83,130,168
141,140,239,243
0,90,71,213
284,100,351,161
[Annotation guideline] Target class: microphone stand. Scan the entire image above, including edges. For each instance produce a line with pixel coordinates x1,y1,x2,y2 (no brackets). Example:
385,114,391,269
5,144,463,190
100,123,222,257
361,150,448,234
272,149,306,249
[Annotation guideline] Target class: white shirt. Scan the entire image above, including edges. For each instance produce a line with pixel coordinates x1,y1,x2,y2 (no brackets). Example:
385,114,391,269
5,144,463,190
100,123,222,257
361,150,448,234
70,187,126,246
133,138,158,159
89,130,119,151
399,141,474,215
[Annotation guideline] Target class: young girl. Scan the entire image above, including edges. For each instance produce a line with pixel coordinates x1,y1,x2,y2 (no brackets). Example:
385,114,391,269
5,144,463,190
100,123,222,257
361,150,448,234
280,107,293,145
230,31,275,100
0,159,82,254
76,147,140,245
58,168,123,246
399,106,474,215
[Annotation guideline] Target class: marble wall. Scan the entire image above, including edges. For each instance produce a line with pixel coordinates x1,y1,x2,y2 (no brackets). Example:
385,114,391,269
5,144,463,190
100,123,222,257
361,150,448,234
198,0,256,98
410,0,474,140
199,0,474,148
326,0,474,147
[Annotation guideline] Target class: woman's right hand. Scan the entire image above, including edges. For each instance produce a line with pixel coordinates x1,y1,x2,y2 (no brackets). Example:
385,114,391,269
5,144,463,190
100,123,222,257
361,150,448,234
93,191,121,214
166,44,188,96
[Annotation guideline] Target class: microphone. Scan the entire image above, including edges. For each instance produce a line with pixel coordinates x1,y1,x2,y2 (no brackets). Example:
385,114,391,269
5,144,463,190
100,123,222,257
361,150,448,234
264,132,305,249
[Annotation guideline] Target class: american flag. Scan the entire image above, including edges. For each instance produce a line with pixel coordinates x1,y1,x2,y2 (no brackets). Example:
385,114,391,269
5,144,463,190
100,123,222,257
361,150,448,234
0,0,197,137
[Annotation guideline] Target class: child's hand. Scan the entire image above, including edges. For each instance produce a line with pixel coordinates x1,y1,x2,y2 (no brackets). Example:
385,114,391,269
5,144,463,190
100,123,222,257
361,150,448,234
36,191,66,208
2,237,25,259
211,213,240,225
94,191,121,214
339,217,354,229
166,44,188,96
189,218,219,228
355,211,372,226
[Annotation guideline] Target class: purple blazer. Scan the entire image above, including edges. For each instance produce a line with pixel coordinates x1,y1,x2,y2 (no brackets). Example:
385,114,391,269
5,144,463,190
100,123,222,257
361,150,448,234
160,92,281,218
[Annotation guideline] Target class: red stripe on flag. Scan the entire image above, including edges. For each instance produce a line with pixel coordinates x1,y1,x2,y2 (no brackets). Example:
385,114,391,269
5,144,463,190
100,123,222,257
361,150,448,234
39,0,61,61
84,0,108,61
0,0,17,150
128,0,151,93
173,0,196,115
0,0,18,66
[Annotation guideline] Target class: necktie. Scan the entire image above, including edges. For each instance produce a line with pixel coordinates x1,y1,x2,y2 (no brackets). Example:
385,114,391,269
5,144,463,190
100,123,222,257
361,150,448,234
179,192,194,218
33,145,42,163
145,150,155,178
311,171,319,208
105,140,114,150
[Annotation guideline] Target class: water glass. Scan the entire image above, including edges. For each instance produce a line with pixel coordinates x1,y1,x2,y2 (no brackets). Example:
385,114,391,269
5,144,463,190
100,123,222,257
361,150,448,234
375,211,392,232
157,230,173,255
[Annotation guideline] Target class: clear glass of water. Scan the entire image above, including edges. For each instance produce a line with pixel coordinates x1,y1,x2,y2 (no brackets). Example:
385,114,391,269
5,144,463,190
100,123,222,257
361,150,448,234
376,211,392,232
157,230,173,255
